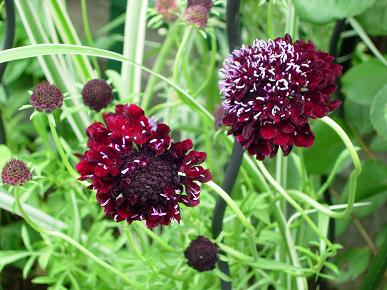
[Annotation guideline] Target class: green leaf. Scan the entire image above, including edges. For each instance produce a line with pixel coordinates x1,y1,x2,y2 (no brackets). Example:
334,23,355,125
353,191,387,218
335,247,371,283
0,145,12,169
303,119,345,175
0,251,30,269
32,276,56,284
38,248,52,270
341,59,387,105
294,0,376,24
23,255,37,279
355,160,387,201
370,84,387,142
356,0,387,36
21,225,32,250
370,136,387,152
344,100,373,135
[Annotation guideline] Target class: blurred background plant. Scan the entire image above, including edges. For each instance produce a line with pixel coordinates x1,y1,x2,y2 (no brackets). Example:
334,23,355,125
0,0,385,290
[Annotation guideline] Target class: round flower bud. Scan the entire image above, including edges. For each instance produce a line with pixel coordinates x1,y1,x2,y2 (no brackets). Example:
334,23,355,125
188,0,212,10
184,5,209,29
184,236,218,272
29,82,64,113
156,0,178,22
214,105,225,130
1,159,32,186
81,79,114,112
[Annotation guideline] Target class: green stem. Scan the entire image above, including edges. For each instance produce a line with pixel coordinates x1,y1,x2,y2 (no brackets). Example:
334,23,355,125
80,0,100,76
319,116,362,218
193,30,217,97
47,114,78,178
142,24,177,111
267,0,274,38
316,150,350,198
14,187,144,290
173,26,193,82
256,161,334,249
206,181,255,232
348,17,387,67
272,204,308,290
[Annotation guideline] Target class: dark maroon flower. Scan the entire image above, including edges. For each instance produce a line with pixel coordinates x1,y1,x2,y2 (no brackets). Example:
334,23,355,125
1,159,32,186
156,0,178,22
75,104,211,228
29,82,63,113
82,79,114,112
184,5,209,29
188,0,212,10
219,34,342,160
184,236,218,272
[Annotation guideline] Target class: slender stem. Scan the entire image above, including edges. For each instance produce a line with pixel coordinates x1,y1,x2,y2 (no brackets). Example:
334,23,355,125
14,187,144,289
0,0,15,145
47,114,78,178
0,0,15,80
320,116,361,218
193,29,217,97
267,0,274,38
207,181,255,233
352,215,377,255
142,24,177,111
256,161,334,249
348,17,387,67
273,204,308,290
80,0,100,76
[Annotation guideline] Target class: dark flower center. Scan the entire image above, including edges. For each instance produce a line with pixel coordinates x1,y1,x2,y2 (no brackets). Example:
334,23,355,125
119,148,179,201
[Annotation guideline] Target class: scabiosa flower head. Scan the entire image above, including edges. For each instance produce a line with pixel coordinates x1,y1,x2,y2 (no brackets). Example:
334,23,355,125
82,79,114,112
156,0,178,22
1,159,32,186
75,104,211,228
29,82,64,113
188,0,212,10
184,236,218,272
184,5,209,29
219,34,342,160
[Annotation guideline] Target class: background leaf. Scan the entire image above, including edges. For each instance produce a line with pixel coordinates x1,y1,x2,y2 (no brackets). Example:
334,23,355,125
294,0,376,24
0,145,12,169
303,119,345,175
370,84,387,142
341,59,387,105
355,160,387,201
356,0,387,36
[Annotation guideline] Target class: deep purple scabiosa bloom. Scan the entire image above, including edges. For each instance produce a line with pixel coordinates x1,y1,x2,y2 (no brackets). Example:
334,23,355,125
29,82,64,113
184,236,218,272
184,5,209,29
219,34,342,160
188,0,212,10
1,159,32,186
75,104,211,228
82,79,114,112
156,0,178,22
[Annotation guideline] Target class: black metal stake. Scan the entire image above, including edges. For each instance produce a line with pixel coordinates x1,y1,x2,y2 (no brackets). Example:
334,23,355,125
211,1,243,289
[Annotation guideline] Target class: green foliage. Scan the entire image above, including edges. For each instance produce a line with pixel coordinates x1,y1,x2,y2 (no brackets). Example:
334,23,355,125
357,0,387,36
0,0,385,289
370,84,387,142
293,0,376,24
341,59,387,105
303,120,345,175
